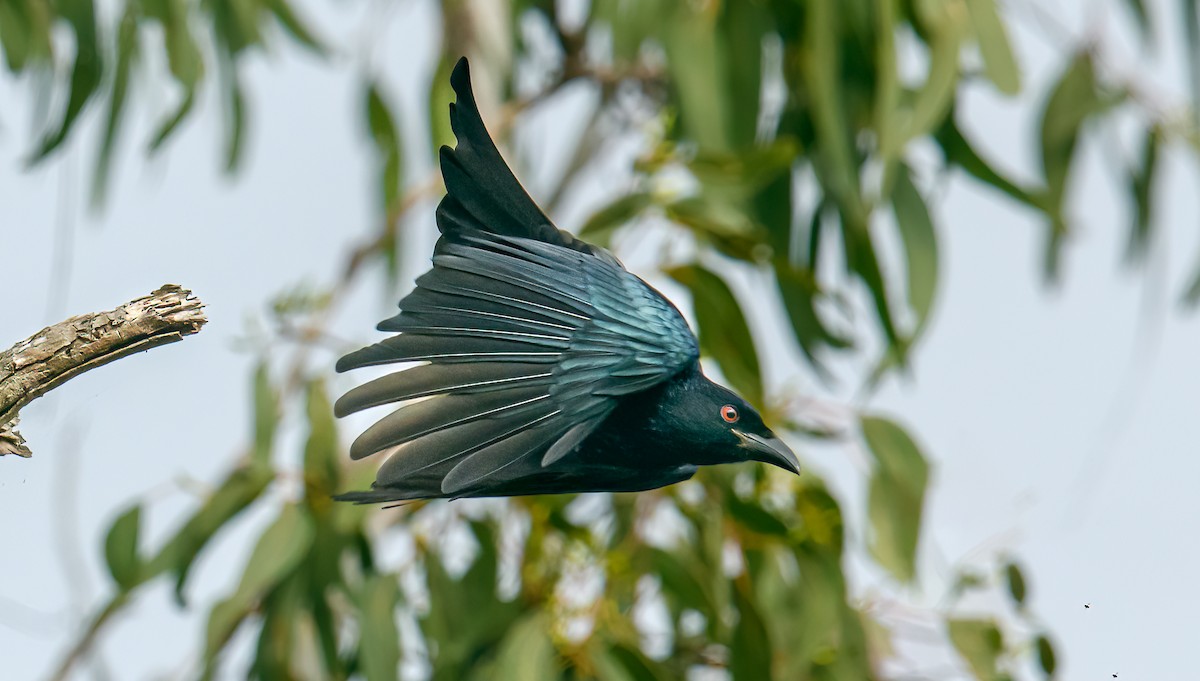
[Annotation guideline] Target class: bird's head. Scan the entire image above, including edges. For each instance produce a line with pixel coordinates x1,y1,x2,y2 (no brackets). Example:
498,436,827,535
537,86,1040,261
659,370,801,476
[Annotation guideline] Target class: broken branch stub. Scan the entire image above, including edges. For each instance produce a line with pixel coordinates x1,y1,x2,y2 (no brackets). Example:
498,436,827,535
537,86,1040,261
0,284,207,457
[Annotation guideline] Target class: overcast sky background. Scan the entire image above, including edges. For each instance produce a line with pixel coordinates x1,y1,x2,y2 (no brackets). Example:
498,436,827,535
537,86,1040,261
2,0,1199,679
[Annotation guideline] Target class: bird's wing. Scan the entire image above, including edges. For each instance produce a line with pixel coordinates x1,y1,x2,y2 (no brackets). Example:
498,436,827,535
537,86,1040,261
335,231,698,498
435,56,622,268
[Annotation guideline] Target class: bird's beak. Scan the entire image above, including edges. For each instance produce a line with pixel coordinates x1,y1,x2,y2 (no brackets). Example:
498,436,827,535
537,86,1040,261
734,430,801,475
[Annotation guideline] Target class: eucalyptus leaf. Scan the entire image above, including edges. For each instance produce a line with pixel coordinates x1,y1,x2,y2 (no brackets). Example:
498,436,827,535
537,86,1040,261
948,618,1004,680
358,575,402,681
204,503,315,660
667,264,764,407
730,587,773,680
104,504,142,591
966,0,1021,95
862,416,929,582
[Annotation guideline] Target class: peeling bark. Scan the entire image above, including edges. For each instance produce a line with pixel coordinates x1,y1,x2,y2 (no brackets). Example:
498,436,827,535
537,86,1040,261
0,284,207,457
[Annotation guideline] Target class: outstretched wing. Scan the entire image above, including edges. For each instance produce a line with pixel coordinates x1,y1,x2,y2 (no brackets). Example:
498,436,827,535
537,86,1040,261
335,231,697,500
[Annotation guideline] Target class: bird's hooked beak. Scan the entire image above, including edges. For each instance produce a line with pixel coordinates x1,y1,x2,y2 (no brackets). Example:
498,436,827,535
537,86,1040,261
734,429,801,475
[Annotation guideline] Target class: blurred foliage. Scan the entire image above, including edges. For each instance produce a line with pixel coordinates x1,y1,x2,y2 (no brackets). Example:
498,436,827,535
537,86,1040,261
10,0,1200,679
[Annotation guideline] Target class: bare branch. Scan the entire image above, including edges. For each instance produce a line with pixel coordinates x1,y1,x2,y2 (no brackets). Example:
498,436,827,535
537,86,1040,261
0,284,207,457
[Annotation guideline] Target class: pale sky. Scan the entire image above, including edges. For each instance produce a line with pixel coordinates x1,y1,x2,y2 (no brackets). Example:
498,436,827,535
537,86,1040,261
2,0,1198,679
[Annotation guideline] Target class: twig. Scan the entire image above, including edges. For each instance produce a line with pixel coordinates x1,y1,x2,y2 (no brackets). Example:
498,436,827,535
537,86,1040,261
47,593,128,681
0,284,207,457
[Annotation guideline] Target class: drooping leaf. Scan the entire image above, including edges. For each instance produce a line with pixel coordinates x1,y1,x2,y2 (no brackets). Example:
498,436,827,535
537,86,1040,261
428,54,458,157
1036,633,1058,676
365,80,403,212
1127,124,1161,264
144,462,274,604
667,264,764,407
947,618,1004,680
906,4,968,141
91,4,138,207
302,378,340,501
892,164,940,340
861,416,929,582
490,613,558,681
104,504,142,591
29,0,103,162
223,70,247,172
204,503,315,661
966,0,1021,95
358,574,402,681
730,587,773,680
264,0,324,54
775,263,851,377
593,641,675,681
252,361,278,466
663,5,730,152
727,494,790,537
1004,560,1027,607
1039,51,1120,279
935,116,1043,211
721,1,767,148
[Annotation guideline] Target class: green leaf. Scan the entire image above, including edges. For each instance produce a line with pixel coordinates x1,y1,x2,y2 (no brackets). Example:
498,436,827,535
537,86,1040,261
252,361,278,466
591,643,675,681
966,0,1021,95
144,462,273,604
664,197,765,262
144,0,203,151
1127,125,1161,264
1004,561,1027,607
861,416,929,582
490,613,558,681
365,80,403,212
1036,633,1057,676
264,0,324,54
579,192,655,247
648,548,716,619
727,495,790,537
148,91,197,153
358,575,402,681
428,54,457,158
29,0,103,162
302,378,339,501
906,5,968,140
104,504,142,591
721,1,767,148
730,587,773,680
666,264,763,407
1039,51,1119,279
91,4,138,208
947,618,1003,680
774,263,851,376
892,164,939,339
223,71,247,172
663,6,730,151
687,139,800,204
204,503,315,660
935,116,1043,211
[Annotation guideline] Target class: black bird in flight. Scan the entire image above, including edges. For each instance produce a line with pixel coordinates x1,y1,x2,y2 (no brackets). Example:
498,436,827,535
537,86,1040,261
334,58,800,503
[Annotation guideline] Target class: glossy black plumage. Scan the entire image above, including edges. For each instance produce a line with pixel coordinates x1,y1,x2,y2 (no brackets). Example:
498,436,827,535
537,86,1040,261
335,58,799,503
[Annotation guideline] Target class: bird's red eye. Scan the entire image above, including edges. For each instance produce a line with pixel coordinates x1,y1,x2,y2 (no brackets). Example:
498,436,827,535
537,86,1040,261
720,405,739,423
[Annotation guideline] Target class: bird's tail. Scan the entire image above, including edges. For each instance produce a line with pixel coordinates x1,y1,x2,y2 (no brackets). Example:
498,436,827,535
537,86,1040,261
435,58,620,266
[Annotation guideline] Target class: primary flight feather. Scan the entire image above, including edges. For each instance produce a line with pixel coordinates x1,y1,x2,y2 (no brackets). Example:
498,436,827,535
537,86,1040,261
335,57,799,503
